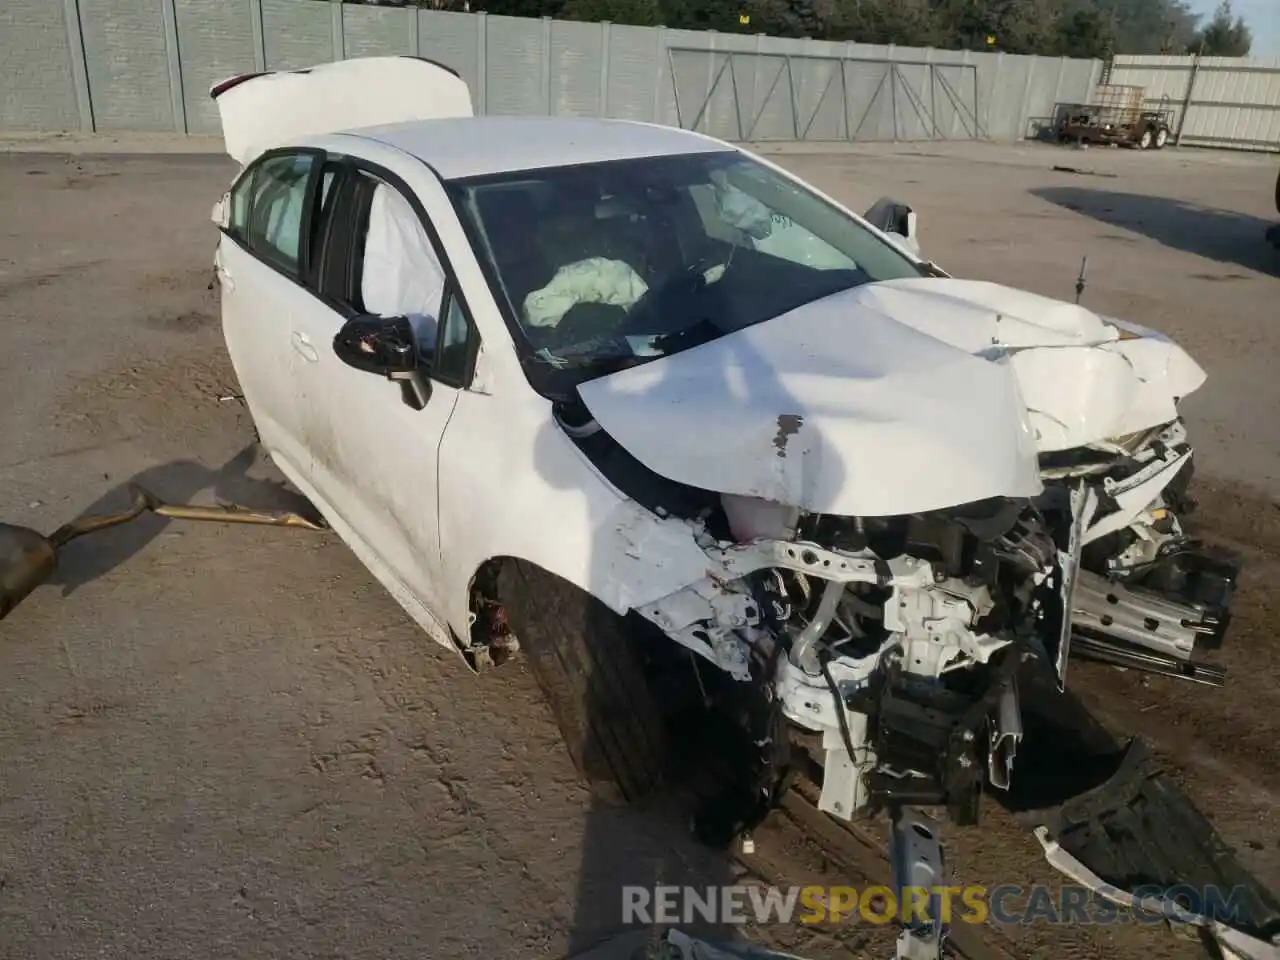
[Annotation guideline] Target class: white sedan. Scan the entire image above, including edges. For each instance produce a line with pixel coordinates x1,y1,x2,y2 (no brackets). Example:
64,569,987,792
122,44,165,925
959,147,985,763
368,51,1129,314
209,58,1271,956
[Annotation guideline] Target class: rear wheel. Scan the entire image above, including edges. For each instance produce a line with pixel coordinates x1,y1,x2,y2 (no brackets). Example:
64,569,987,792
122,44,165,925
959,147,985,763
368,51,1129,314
1154,126,1170,149
1138,127,1155,150
497,560,667,802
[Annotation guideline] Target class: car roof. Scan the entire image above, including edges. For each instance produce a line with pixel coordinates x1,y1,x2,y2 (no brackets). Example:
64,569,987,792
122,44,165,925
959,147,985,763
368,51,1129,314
339,116,735,181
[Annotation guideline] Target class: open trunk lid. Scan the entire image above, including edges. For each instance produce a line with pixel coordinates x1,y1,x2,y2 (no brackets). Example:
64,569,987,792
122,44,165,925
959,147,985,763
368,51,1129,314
210,56,474,165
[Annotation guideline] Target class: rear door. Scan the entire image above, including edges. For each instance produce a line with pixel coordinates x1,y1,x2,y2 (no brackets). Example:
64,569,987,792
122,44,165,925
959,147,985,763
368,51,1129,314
215,148,327,478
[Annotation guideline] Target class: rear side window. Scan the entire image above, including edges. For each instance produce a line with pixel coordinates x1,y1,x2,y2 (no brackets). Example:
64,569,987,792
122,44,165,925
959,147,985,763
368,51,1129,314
238,152,318,276
228,168,256,237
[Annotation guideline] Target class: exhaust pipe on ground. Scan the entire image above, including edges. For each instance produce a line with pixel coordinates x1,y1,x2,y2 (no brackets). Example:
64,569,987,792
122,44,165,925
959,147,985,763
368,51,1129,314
0,483,325,621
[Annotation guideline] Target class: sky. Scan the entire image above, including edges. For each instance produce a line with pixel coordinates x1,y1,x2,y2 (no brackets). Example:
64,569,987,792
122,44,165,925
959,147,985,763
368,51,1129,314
1187,0,1280,56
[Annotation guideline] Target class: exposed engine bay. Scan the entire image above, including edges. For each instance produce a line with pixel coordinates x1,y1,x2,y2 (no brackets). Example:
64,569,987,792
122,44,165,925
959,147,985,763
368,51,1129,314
552,380,1277,959
560,386,1239,827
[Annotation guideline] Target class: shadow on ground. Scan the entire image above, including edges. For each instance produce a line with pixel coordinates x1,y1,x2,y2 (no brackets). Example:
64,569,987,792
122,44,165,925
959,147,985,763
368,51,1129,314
1031,186,1279,276
50,444,321,597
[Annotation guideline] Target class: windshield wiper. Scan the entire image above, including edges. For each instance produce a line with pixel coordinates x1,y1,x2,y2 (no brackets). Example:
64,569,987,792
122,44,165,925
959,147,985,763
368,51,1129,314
560,354,651,373
524,348,651,375
651,317,722,354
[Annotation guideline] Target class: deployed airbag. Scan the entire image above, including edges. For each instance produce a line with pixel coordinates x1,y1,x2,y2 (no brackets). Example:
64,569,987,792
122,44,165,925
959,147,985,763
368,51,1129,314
362,183,446,349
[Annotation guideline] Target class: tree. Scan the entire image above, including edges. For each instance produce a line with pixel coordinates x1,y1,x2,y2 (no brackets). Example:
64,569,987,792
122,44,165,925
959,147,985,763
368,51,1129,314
469,0,563,15
1187,0,1252,55
932,0,1057,53
656,0,755,31
463,0,1254,59
831,0,945,47
749,0,839,38
1105,0,1199,55
1053,7,1116,58
561,0,659,24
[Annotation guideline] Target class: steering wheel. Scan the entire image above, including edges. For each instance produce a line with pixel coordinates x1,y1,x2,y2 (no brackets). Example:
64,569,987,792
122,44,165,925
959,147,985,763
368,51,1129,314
541,301,630,352
620,254,723,338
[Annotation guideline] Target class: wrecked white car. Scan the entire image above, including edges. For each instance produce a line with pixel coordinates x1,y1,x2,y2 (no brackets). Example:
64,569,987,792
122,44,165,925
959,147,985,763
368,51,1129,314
5,54,1270,960
204,53,1240,809
0,51,1271,959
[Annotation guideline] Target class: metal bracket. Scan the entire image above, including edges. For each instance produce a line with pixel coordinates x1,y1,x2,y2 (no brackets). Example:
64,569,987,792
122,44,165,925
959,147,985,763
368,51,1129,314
890,806,948,960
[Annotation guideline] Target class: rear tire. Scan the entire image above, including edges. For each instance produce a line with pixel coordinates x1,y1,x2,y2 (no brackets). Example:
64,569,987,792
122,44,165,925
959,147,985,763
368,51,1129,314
497,560,667,803
1154,126,1170,149
1138,127,1155,150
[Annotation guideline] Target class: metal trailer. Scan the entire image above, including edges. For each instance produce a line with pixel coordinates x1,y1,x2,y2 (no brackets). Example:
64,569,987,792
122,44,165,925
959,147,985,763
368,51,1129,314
1053,84,1174,150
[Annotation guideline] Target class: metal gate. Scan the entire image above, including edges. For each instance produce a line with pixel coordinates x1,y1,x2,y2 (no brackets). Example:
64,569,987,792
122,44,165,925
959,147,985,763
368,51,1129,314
1109,55,1280,152
669,48,984,143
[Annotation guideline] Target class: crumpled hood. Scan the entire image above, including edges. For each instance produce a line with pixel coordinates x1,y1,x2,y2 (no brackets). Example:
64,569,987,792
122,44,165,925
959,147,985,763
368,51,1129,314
849,277,1122,350
845,278,1207,450
576,285,1044,518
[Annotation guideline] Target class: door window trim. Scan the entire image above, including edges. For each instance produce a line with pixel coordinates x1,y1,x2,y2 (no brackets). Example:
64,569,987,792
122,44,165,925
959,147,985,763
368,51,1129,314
220,146,327,285
317,155,483,391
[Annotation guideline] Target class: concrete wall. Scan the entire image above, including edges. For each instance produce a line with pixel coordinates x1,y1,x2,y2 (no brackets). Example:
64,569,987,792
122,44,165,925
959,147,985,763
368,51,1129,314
1111,54,1280,152
0,0,1103,145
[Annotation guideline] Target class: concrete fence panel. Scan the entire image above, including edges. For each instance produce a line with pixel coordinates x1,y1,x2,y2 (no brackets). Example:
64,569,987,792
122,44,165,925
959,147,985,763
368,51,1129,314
1111,54,1280,151
78,0,174,132
175,0,257,134
0,0,82,131
1,0,1105,147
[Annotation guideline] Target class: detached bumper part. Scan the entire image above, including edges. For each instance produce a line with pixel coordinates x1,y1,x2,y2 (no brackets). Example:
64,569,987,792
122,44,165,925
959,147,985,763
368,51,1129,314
1036,739,1280,960
1071,544,1238,686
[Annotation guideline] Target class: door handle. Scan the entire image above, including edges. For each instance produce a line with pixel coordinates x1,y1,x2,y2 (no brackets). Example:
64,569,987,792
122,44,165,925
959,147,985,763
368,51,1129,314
291,330,319,363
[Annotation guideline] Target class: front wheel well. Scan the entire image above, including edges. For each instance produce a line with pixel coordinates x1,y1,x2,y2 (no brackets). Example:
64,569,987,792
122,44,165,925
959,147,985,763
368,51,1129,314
466,555,648,666
463,555,524,671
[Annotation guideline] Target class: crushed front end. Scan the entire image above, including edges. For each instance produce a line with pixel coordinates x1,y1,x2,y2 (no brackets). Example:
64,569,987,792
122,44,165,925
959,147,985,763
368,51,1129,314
633,479,1277,960
638,485,1090,825
1043,419,1240,686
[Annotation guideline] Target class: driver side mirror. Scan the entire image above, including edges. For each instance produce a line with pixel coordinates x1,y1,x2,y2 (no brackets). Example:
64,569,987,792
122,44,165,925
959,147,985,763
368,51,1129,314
332,315,431,410
863,196,921,258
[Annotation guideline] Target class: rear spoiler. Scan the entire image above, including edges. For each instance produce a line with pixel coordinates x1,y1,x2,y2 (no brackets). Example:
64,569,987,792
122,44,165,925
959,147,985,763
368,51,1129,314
211,56,474,165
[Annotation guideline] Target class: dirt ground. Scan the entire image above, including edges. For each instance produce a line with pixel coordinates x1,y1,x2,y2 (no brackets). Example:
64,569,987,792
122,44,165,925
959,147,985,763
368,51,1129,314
0,139,1277,960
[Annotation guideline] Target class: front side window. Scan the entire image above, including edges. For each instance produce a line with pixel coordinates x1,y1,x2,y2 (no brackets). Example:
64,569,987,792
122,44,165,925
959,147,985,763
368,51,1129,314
448,151,923,396
434,292,474,386
358,179,446,357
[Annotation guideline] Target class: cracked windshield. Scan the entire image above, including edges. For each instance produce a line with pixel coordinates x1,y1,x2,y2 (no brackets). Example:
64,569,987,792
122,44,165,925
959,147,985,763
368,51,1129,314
451,151,924,386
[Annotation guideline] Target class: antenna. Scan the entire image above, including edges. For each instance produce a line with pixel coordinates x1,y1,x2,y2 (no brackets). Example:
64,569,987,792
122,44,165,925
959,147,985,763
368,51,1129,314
1075,255,1089,304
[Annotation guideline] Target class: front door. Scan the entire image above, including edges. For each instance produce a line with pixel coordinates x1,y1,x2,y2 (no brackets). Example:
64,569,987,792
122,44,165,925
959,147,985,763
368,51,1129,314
288,162,476,620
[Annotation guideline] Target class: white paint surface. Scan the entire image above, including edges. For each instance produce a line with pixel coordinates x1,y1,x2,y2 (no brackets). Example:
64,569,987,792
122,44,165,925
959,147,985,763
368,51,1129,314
212,57,474,166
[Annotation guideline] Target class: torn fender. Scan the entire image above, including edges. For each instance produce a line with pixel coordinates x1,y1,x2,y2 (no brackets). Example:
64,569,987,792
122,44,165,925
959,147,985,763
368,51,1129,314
434,395,741,639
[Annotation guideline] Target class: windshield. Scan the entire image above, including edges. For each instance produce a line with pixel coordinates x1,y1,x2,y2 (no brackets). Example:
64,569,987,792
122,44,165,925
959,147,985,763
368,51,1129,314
448,150,924,396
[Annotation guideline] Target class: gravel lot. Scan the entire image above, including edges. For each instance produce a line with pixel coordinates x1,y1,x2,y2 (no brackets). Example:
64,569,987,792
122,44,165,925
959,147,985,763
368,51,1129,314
0,138,1277,960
